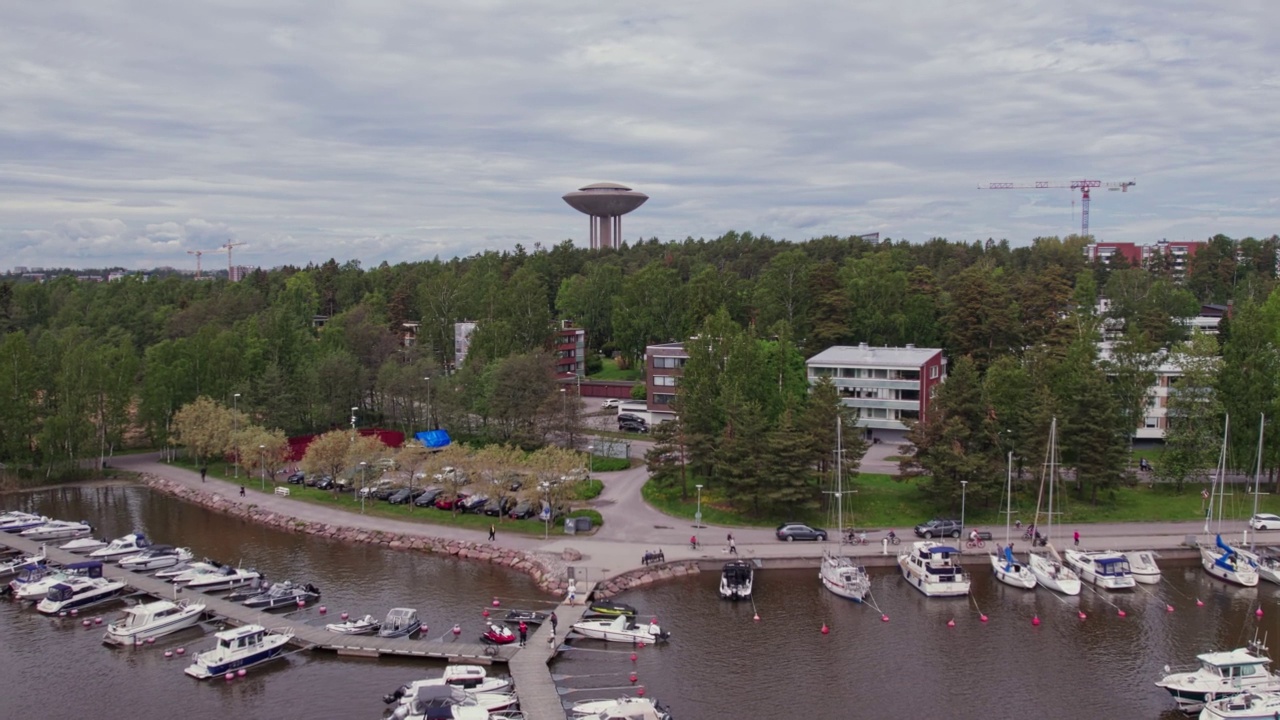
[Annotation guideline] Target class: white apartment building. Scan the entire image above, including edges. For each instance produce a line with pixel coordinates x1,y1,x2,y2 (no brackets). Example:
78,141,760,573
806,344,947,431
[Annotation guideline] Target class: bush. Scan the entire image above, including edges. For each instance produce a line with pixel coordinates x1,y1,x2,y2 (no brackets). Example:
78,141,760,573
573,478,604,500
589,456,631,472
585,354,604,375
630,384,647,400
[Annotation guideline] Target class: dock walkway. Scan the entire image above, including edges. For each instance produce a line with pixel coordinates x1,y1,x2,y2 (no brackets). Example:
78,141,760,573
0,533,517,664
507,592,591,720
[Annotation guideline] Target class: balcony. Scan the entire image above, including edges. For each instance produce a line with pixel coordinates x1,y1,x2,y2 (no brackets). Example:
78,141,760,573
824,377,917,391
841,398,918,411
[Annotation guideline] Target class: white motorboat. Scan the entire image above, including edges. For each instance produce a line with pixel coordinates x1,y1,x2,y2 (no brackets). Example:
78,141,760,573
184,623,293,679
0,511,49,534
378,607,423,638
1027,552,1082,595
184,564,261,592
991,452,1035,590
388,685,520,719
0,546,46,577
241,580,320,610
1199,691,1280,719
59,536,109,554
7,562,55,598
719,560,753,600
161,560,224,583
19,520,93,542
1156,638,1280,714
819,416,871,602
103,598,206,646
35,562,126,614
571,614,669,644
1247,553,1280,585
1125,550,1163,584
89,533,150,562
11,560,100,601
898,541,970,597
118,545,194,572
570,697,673,719
384,665,514,705
327,614,381,635
1063,549,1137,590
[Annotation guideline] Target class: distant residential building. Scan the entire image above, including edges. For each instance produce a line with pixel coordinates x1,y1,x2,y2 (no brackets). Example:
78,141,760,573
12,266,27,274
454,321,477,369
228,265,255,282
805,344,947,432
1084,239,1207,281
107,272,128,282
401,321,420,348
555,320,587,378
1097,341,1186,439
645,342,688,412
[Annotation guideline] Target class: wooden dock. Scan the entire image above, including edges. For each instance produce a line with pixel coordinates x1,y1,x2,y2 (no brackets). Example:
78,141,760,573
0,533,517,664
507,593,591,720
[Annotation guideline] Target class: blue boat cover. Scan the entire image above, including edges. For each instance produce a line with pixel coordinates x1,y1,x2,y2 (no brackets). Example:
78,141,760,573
1213,534,1241,572
927,546,958,554
415,430,451,448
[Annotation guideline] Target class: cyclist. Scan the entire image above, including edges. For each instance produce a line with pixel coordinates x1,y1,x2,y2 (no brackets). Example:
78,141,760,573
969,529,979,543
887,530,897,542
690,535,699,550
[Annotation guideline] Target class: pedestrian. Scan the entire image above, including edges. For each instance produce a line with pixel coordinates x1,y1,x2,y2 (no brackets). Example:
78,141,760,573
729,537,737,555
239,485,245,497
1014,519,1022,530
567,584,577,605
1073,530,1080,547
550,611,558,635
488,524,496,542
200,467,207,482
518,621,528,647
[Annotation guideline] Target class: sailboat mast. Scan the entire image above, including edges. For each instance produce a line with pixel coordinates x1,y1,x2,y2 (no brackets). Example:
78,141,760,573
1047,417,1057,540
836,416,843,534
1207,414,1230,534
1005,451,1013,543
1253,414,1266,551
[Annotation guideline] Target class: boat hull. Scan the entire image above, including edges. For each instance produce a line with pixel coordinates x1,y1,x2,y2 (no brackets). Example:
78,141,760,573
571,627,665,643
1201,547,1260,587
1063,551,1136,590
820,553,869,602
185,573,260,592
990,554,1037,590
36,581,126,615
1027,554,1081,595
59,539,107,554
898,557,970,597
20,522,92,541
102,606,205,646
1199,692,1280,719
184,639,290,679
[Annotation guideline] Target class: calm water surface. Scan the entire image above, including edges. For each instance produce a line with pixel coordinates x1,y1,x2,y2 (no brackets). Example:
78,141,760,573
2,485,1279,720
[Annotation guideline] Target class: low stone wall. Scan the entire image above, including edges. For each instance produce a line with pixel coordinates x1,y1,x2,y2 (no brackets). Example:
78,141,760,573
594,561,701,598
141,475,571,597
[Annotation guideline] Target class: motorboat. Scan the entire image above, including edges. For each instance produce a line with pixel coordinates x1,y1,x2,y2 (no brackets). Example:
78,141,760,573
898,542,970,597
0,511,49,534
224,576,272,602
990,546,1037,590
1199,691,1280,719
12,560,99,601
184,564,261,592
1156,638,1280,713
88,533,150,562
820,417,871,603
388,684,520,719
383,665,514,704
35,562,126,614
162,560,226,583
183,623,293,679
19,520,92,542
1124,549,1163,584
326,614,381,635
1201,535,1259,587
481,623,516,645
378,607,422,638
1063,549,1136,590
59,536,109,554
570,697,673,720
102,598,206,646
1027,552,1082,595
1246,553,1280,585
0,546,46,577
571,614,668,644
241,581,320,610
118,545,194,572
503,609,547,625
719,559,754,600
586,599,636,618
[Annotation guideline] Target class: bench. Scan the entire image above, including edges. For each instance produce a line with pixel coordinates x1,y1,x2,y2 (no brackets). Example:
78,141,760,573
274,487,290,497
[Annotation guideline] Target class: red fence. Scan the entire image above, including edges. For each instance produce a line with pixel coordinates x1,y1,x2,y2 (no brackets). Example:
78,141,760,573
285,428,406,462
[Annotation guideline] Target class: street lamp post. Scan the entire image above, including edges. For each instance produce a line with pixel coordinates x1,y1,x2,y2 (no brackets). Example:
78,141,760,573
423,377,432,430
350,406,358,440
695,484,704,529
359,461,368,514
586,445,594,476
259,444,266,491
960,480,969,547
540,481,551,539
232,393,241,479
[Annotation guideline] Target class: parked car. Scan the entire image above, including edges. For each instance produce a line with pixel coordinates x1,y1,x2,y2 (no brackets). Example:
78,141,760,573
435,492,469,511
387,488,418,505
459,495,490,514
414,487,444,507
914,518,964,539
619,421,649,434
601,399,621,409
617,413,647,426
304,474,321,487
314,476,335,490
285,472,306,485
484,497,516,517
1251,513,1280,531
508,500,536,520
776,523,828,542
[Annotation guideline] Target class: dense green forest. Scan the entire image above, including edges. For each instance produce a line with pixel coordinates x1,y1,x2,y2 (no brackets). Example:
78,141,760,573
2,231,1278,516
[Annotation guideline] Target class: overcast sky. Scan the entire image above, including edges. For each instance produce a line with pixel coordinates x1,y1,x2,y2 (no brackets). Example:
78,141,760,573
3,2,1277,271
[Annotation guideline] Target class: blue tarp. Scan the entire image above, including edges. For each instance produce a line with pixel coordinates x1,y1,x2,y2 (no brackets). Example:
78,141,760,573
415,430,452,448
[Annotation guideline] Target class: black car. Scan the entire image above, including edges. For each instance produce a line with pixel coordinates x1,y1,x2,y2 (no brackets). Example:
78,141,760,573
776,523,828,541
285,472,306,485
459,495,490,513
484,497,516,517
617,413,647,426
914,518,964,539
619,420,649,434
414,487,444,507
387,488,416,505
371,486,400,501
508,500,536,519
313,476,335,490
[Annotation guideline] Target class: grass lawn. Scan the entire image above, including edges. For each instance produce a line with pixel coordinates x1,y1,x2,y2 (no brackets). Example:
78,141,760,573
589,357,642,382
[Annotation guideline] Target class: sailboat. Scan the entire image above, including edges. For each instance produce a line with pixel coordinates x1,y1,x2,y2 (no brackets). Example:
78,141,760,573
1028,418,1082,595
819,417,871,602
991,451,1036,589
1200,414,1260,587
1237,415,1280,584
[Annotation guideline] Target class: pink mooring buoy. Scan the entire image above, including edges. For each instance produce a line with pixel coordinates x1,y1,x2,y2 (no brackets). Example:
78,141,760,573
319,606,327,615
164,650,173,658
176,647,185,655
980,615,989,623
70,609,78,617
1196,598,1205,607
629,672,638,684
821,623,830,635
340,612,349,620
630,653,638,662
1118,609,1127,618
492,598,500,607
1032,615,1041,626
145,637,155,644
452,625,462,636
297,599,305,608
1258,607,1265,618
237,669,246,677
946,619,955,628
637,687,646,697
93,617,103,625
1166,604,1175,613
81,619,91,628
881,615,889,623
225,673,235,681
1078,612,1087,620
482,609,490,618
753,613,760,622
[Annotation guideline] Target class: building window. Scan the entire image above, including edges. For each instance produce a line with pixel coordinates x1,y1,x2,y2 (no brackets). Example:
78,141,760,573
899,370,920,381
898,389,919,401
1144,416,1159,428
864,408,887,419
654,357,686,369
899,409,919,421
654,393,676,406
653,375,677,387
811,366,834,377
929,365,939,379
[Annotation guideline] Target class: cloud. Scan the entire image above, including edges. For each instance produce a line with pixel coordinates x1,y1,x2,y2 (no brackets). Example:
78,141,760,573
1,1,1277,270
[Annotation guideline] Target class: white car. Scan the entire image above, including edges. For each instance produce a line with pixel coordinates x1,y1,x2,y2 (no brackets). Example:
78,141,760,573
601,399,620,409
1251,513,1280,531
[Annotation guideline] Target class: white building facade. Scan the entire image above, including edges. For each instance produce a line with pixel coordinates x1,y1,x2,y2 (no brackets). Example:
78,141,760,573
805,344,947,431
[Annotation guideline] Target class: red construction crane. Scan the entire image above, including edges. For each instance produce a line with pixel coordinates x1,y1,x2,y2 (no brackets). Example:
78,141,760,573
980,179,1135,238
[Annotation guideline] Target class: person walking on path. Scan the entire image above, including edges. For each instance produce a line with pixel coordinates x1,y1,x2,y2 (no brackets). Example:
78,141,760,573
239,485,245,497
1073,530,1080,547
488,524,496,542
550,611,558,636
200,467,207,482
518,621,528,647
729,536,737,556
567,584,577,605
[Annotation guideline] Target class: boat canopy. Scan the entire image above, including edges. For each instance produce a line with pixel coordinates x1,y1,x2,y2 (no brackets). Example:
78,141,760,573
64,561,103,578
926,546,958,555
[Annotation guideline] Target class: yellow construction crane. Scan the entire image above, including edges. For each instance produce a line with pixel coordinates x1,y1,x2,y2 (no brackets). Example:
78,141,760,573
220,241,246,280
186,248,219,279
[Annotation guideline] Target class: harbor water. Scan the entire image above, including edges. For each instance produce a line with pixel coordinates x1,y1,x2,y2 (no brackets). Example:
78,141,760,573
2,484,1278,719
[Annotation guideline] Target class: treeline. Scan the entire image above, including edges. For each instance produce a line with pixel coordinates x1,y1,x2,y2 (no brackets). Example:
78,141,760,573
0,231,1277,496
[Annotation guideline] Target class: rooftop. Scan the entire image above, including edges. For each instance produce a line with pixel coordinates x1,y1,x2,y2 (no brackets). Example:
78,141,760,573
807,344,942,368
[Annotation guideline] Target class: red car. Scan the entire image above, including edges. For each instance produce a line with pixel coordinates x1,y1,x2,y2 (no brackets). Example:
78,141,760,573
434,492,470,511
